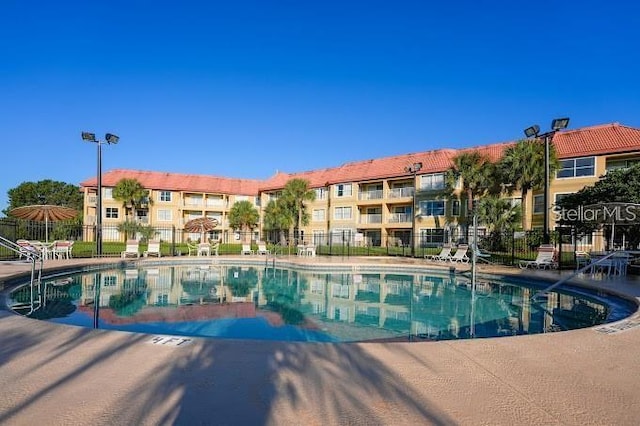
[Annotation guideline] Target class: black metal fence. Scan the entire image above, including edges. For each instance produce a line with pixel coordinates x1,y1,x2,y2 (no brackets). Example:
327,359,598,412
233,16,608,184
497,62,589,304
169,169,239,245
0,218,631,271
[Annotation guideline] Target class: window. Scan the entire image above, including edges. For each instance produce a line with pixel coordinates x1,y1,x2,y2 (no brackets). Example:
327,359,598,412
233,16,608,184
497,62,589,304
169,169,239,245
606,158,640,171
160,191,172,202
451,200,460,216
157,209,172,221
509,197,522,207
334,206,352,220
420,173,445,190
335,183,352,197
554,193,572,206
419,200,445,216
104,188,113,200
315,187,327,200
420,228,446,245
268,192,281,202
533,195,544,214
312,209,325,221
557,157,595,178
105,207,118,219
103,275,117,286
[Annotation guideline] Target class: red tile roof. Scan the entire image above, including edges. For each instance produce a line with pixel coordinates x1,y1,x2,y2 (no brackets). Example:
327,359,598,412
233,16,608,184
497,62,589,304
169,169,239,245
80,169,262,195
552,122,640,158
80,123,640,194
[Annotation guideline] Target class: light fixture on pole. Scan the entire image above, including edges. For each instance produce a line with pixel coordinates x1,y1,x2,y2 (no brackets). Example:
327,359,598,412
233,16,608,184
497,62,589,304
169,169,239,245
404,162,423,256
523,118,570,244
82,131,119,256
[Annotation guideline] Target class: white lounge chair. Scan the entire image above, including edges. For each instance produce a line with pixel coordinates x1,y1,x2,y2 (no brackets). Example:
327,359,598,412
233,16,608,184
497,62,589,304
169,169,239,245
52,240,73,259
121,240,140,258
144,240,161,257
256,241,270,255
519,245,557,269
449,244,470,263
241,243,254,255
426,244,452,261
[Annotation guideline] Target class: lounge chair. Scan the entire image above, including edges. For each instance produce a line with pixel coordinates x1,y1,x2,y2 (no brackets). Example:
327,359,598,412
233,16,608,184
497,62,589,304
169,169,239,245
16,239,41,260
304,244,316,257
51,240,73,259
426,244,452,261
144,240,161,257
449,244,470,263
211,241,220,256
256,241,270,255
519,245,557,269
121,240,140,258
241,243,254,255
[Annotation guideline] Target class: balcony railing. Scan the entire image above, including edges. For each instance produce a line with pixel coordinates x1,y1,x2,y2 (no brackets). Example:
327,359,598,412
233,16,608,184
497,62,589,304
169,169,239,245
388,213,411,223
388,187,414,198
358,190,383,200
359,214,382,224
87,195,97,205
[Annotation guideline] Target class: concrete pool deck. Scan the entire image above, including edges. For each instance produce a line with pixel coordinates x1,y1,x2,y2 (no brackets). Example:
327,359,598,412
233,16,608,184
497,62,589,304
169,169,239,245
1,256,639,425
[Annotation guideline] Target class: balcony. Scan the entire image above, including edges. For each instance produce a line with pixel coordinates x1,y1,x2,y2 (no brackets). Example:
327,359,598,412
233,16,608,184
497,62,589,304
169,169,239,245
358,189,383,201
87,195,97,205
359,214,382,224
388,213,411,223
388,187,414,198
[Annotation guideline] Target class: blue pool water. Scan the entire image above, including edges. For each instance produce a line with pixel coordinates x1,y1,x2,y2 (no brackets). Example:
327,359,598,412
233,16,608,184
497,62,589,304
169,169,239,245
8,263,636,342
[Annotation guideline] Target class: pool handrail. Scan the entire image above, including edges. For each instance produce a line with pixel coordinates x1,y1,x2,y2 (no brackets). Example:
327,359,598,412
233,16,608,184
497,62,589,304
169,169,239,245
0,235,44,315
532,250,635,300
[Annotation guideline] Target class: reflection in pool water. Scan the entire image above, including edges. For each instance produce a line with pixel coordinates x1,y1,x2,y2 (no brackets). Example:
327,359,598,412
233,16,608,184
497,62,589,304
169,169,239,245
9,264,632,342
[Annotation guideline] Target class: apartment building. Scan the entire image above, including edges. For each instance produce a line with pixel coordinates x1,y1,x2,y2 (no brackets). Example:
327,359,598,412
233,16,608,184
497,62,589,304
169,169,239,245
80,122,640,246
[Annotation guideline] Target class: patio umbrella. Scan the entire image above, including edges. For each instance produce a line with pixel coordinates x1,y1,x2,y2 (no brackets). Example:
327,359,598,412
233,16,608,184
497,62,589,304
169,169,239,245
184,217,219,241
9,204,78,243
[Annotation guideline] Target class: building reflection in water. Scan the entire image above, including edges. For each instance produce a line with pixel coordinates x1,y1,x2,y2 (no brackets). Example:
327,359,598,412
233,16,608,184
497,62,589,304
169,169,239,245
12,264,609,342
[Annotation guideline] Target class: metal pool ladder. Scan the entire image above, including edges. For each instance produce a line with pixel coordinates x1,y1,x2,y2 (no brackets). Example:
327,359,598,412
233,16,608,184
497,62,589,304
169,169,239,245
0,235,44,314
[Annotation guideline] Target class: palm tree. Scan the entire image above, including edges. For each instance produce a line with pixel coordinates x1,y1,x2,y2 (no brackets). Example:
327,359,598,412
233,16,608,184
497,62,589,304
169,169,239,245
229,200,260,243
263,199,295,245
281,178,316,243
446,150,494,216
499,139,559,230
477,196,521,233
112,178,151,221
445,150,495,242
476,195,521,251
112,178,152,240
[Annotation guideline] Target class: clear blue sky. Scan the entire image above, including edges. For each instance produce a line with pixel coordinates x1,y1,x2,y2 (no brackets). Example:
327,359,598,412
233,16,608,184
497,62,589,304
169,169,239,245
2,0,639,214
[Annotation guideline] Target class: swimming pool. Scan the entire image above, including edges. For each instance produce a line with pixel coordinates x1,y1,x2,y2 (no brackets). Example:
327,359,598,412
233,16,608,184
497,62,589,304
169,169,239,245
8,261,635,342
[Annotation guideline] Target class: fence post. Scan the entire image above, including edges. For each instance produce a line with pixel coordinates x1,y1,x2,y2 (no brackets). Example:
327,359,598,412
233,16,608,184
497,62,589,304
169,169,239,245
171,225,176,256
511,230,516,266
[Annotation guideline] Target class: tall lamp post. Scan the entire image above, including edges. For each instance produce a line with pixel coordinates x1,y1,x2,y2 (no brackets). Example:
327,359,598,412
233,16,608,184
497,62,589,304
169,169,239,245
81,132,119,256
523,118,570,244
405,162,422,256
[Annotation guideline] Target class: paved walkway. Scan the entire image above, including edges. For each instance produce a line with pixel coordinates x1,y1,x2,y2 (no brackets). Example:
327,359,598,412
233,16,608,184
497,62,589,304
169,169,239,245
1,256,639,425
